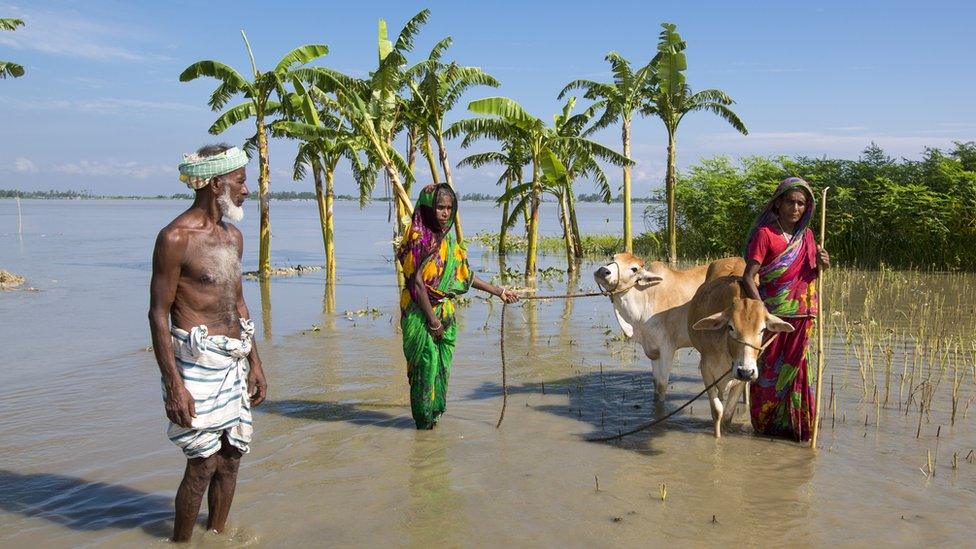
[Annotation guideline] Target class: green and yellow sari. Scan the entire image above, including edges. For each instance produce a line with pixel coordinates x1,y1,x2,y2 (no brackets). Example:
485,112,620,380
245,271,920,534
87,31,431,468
397,184,472,429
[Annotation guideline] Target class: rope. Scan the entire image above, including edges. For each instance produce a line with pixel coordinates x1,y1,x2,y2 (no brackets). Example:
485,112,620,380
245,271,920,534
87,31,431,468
496,291,609,428
586,367,733,442
492,288,761,441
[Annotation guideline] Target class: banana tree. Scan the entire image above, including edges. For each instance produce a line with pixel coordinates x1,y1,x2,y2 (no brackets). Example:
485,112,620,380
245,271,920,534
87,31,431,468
560,52,655,253
272,86,374,284
180,33,328,276
0,18,24,79
549,96,628,258
456,137,529,255
644,23,747,265
409,38,499,242
450,96,629,280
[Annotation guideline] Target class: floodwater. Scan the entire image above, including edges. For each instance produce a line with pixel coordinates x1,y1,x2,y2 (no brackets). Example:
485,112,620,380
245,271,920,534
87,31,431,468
0,199,973,547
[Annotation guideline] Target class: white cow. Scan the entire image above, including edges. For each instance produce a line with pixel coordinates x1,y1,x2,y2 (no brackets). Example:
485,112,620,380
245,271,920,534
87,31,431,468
594,253,745,398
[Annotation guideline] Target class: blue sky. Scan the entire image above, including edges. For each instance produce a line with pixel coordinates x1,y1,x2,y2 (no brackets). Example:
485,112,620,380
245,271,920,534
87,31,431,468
1,0,974,196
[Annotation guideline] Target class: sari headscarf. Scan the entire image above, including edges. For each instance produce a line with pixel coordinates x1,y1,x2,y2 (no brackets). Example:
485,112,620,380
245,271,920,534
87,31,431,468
396,184,473,317
745,177,819,317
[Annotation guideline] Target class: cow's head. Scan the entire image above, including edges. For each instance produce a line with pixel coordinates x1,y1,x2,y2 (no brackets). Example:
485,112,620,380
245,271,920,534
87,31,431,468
692,297,794,381
593,253,663,295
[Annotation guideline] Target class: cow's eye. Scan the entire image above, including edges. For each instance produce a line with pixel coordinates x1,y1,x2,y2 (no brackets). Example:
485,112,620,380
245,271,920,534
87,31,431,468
630,267,638,273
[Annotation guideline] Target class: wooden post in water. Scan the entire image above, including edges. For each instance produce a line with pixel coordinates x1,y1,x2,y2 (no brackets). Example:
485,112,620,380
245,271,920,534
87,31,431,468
16,195,23,235
811,187,830,450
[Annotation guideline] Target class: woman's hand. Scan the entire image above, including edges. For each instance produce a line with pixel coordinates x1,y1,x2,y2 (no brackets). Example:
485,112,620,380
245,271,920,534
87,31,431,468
817,246,830,268
498,287,519,304
427,318,445,340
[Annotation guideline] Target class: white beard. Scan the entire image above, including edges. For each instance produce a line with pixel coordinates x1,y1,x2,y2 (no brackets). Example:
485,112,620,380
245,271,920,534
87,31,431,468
217,187,245,222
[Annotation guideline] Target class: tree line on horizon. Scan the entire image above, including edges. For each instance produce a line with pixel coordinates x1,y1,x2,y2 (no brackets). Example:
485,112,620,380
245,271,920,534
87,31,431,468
178,9,746,282
651,142,976,271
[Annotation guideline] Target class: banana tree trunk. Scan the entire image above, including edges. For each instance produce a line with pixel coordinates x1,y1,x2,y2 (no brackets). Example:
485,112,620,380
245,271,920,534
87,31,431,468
499,173,511,256
423,134,440,185
311,157,329,266
622,119,633,254
567,184,583,258
559,191,576,272
325,168,336,286
666,130,677,266
256,112,272,277
435,132,464,244
406,126,418,195
525,155,541,283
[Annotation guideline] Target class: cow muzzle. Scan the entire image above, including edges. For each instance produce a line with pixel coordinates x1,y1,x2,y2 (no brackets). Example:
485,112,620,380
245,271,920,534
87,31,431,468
733,360,758,382
594,265,615,289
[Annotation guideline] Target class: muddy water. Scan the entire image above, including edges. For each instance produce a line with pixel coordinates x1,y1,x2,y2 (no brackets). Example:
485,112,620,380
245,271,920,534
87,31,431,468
0,199,973,547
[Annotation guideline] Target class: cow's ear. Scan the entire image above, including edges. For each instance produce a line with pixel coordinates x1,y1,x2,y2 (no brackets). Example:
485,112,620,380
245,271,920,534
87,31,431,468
636,269,664,287
765,313,795,333
693,311,729,331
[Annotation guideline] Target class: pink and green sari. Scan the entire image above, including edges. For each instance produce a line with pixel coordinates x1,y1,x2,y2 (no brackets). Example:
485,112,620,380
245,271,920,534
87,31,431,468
397,184,472,429
745,177,820,442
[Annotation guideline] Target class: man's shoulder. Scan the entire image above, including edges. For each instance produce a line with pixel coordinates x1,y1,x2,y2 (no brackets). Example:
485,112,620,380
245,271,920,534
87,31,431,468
155,217,194,250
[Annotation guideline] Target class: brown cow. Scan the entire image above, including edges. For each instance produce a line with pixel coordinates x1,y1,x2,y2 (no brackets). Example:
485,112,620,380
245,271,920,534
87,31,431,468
688,275,794,437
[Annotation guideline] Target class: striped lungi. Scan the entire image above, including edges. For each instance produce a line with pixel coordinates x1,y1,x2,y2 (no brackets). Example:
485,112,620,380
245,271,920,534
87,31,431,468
164,319,254,459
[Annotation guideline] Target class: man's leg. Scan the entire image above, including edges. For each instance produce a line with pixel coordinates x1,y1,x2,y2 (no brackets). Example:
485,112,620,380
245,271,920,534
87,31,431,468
206,434,243,534
173,454,219,542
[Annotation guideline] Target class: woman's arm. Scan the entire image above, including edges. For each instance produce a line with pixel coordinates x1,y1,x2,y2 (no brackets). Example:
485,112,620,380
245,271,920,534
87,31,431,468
742,259,762,301
472,275,519,304
412,264,445,339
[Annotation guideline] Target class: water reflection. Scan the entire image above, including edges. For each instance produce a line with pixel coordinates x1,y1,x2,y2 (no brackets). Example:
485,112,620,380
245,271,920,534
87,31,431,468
406,437,466,546
260,278,272,341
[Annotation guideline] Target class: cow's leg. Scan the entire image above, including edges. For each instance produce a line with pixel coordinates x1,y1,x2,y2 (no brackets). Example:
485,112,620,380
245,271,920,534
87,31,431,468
701,361,724,438
651,345,675,401
722,380,745,426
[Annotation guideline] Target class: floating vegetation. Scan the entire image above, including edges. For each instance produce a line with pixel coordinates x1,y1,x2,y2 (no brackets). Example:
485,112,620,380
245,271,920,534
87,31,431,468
243,264,323,280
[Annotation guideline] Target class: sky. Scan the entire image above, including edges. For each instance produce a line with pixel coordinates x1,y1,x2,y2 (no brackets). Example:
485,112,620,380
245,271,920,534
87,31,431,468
1,0,974,197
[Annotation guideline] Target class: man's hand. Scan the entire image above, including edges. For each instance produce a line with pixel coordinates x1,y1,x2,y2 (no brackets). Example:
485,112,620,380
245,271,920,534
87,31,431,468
817,246,830,268
248,365,267,406
165,383,196,428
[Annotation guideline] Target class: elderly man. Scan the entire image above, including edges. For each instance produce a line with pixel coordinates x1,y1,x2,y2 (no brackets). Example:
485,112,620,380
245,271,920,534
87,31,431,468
149,143,267,542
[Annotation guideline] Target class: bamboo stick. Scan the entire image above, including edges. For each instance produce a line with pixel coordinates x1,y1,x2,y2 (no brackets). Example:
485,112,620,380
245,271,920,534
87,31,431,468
811,187,830,449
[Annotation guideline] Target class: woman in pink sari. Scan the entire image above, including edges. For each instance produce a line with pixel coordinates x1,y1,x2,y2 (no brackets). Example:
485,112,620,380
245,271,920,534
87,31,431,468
742,177,829,442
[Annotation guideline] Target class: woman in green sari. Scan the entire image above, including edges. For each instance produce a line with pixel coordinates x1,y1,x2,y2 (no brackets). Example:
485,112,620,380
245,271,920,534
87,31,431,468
397,184,519,429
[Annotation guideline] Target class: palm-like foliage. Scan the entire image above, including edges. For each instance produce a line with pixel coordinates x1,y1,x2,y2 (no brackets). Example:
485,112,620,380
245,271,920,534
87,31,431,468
271,84,374,286
560,52,654,252
302,10,437,235
409,39,499,241
179,31,329,276
0,18,25,79
457,136,530,255
549,96,628,258
449,96,630,278
644,23,747,265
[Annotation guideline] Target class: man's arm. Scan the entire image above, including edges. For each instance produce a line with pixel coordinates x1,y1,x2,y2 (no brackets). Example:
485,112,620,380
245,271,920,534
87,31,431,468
149,227,196,428
233,226,266,406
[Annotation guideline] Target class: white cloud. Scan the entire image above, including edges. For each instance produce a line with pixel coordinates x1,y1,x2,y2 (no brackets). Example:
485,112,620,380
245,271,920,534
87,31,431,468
0,96,201,115
0,4,169,62
14,157,37,173
52,160,173,179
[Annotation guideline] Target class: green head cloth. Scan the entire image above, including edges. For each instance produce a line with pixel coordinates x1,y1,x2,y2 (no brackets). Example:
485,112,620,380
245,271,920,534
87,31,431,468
178,146,249,190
